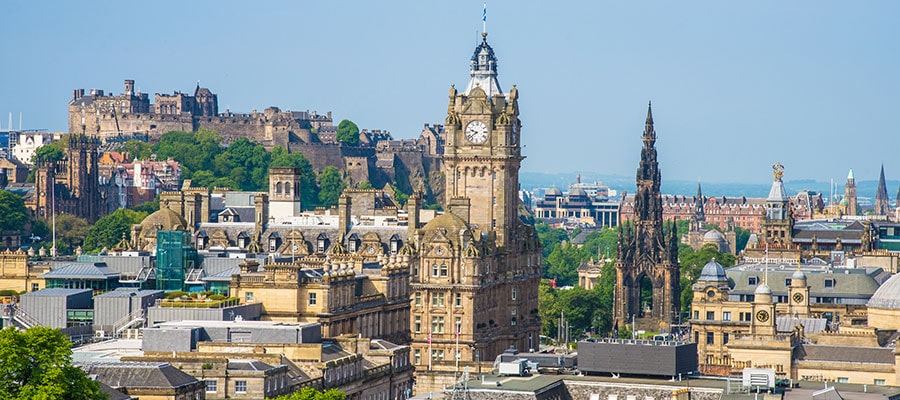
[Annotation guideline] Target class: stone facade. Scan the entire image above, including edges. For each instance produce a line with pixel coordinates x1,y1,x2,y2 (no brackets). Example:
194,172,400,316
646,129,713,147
409,33,542,393
613,104,681,331
30,133,105,223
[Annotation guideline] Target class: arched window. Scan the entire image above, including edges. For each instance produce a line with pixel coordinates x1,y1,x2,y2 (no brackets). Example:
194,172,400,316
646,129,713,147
276,182,283,194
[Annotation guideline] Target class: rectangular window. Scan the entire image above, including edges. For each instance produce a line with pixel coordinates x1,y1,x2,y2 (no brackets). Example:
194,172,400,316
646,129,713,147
837,377,849,383
785,278,792,287
414,349,421,365
723,311,731,321
235,380,247,393
706,332,714,345
31,283,38,292
440,264,448,277
245,292,254,302
693,311,699,320
723,333,729,345
432,349,445,361
431,293,445,307
309,292,317,305
511,287,517,300
205,380,217,393
432,316,445,334
415,292,422,306
432,264,439,276
455,317,462,334
414,316,421,333
511,309,517,326
875,379,886,386
706,311,715,320
694,331,699,343
749,277,758,285
825,279,835,288
455,293,462,307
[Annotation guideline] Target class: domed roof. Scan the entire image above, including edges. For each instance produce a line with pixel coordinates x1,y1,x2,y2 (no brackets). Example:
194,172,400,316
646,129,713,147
792,269,807,280
421,212,472,236
546,187,562,196
868,273,900,310
839,198,848,206
754,283,772,295
703,230,725,242
698,258,728,282
569,187,588,197
140,208,188,235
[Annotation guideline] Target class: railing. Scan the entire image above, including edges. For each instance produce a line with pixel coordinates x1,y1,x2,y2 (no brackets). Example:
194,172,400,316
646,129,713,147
114,309,145,336
156,297,240,309
13,307,41,329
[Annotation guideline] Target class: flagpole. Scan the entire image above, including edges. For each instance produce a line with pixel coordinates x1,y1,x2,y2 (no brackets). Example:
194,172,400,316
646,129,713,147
455,322,460,375
482,3,487,34
428,329,433,371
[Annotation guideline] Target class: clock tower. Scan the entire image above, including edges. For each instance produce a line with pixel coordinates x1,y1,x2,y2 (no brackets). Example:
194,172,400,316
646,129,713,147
443,32,522,247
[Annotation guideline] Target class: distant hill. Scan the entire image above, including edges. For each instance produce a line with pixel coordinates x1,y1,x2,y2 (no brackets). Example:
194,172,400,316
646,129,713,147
521,171,898,205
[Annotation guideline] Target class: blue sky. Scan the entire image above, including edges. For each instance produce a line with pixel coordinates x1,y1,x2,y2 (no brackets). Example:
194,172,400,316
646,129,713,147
2,1,899,184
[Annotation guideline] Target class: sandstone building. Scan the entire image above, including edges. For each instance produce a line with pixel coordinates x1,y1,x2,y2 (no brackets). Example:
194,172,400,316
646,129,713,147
30,133,105,223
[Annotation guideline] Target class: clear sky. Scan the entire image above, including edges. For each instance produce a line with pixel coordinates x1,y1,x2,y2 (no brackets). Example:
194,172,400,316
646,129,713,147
2,1,899,185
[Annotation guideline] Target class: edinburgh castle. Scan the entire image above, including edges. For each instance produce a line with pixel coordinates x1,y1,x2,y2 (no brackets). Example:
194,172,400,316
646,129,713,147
68,79,446,201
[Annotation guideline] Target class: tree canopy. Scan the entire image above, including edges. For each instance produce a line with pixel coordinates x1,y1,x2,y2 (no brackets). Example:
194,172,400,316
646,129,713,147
317,166,345,207
0,327,106,399
0,190,29,232
32,141,65,164
270,146,319,207
83,209,148,252
53,214,90,255
335,119,360,146
275,387,346,400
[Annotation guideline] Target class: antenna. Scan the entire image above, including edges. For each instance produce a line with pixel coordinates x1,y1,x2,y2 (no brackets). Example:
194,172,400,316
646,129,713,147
7,113,11,133
18,112,22,131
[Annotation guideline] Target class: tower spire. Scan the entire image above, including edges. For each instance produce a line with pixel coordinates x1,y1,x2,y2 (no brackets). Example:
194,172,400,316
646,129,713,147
875,164,890,216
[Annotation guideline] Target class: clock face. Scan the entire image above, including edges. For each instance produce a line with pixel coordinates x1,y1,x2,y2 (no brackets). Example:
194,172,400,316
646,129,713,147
756,310,770,323
792,293,804,303
465,120,488,144
706,290,715,298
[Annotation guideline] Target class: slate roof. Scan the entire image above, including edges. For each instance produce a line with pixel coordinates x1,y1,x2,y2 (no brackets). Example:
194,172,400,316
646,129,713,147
725,265,885,298
94,288,163,298
775,316,827,334
40,262,119,280
21,288,92,297
321,343,353,362
81,362,201,390
98,382,134,400
795,344,894,364
227,359,277,371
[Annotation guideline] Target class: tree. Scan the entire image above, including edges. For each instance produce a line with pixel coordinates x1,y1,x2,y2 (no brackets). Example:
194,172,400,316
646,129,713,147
276,387,346,400
335,119,360,146
0,327,106,399
54,214,90,255
0,190,28,232
122,140,153,160
83,209,148,252
32,141,65,164
153,130,223,177
545,243,584,286
357,180,374,190
317,166,345,207
213,138,271,191
535,222,568,259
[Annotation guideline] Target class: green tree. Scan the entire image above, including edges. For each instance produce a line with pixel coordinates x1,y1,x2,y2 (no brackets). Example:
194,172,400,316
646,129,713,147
276,387,346,400
213,138,271,191
535,222,568,259
581,228,618,260
0,327,106,399
0,190,28,232
335,119,360,146
270,146,319,208
317,166,345,207
122,140,153,160
83,209,148,252
678,244,736,314
153,130,223,177
131,197,159,214
357,180,374,190
54,214,90,255
32,141,65,164
545,243,584,286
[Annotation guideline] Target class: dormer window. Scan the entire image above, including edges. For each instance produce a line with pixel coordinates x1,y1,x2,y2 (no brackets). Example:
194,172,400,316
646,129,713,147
348,233,360,253
268,233,280,252
316,233,328,253
390,234,401,254
237,232,250,248
748,277,758,285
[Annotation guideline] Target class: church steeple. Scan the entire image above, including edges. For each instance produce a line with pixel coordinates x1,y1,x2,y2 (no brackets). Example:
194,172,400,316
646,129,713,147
874,164,890,216
692,182,705,231
845,169,858,216
643,101,656,145
464,33,502,97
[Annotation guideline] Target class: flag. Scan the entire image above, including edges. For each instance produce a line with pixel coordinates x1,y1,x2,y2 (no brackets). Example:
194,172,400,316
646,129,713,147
482,3,487,22
428,329,432,344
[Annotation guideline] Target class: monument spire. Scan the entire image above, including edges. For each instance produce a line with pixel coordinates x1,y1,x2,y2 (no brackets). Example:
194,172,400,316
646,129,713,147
875,164,890,216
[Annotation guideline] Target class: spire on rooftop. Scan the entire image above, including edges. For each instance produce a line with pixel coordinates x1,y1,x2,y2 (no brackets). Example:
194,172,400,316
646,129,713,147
464,33,502,97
